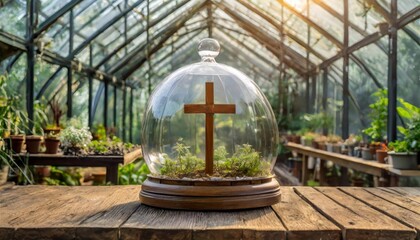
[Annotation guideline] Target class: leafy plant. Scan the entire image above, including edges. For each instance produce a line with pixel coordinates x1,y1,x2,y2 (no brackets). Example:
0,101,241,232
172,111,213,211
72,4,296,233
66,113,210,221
48,97,64,128
363,89,388,142
88,136,135,155
301,112,333,134
118,158,150,185
158,139,271,178
388,140,411,153
60,119,92,155
44,167,82,186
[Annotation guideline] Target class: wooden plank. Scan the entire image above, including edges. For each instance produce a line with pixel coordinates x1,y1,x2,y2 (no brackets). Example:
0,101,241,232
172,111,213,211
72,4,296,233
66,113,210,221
388,168,420,176
271,187,340,240
120,205,286,240
286,142,388,176
386,187,420,203
365,188,420,214
0,186,140,240
296,187,416,240
388,187,420,196
123,148,143,165
340,187,420,239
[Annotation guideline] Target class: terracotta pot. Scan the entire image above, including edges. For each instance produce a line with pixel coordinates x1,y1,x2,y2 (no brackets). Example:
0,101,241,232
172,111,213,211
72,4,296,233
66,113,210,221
6,135,25,153
25,135,42,154
369,144,381,160
312,141,319,149
292,135,301,144
45,138,60,154
376,149,388,164
318,142,326,151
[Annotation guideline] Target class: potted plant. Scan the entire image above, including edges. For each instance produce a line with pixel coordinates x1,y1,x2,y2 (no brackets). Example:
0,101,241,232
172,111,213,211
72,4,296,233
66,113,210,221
44,132,60,154
388,140,418,169
326,135,342,153
301,132,316,147
25,101,48,154
0,75,28,153
314,135,328,150
376,143,388,164
343,134,362,156
44,97,64,135
363,89,387,159
60,119,92,155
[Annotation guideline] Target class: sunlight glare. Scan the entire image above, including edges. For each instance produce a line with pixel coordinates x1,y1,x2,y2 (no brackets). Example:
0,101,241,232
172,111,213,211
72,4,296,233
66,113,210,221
283,0,306,11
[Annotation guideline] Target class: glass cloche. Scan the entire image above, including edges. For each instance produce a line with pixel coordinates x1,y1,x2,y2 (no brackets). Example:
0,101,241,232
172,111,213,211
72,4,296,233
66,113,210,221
142,38,279,179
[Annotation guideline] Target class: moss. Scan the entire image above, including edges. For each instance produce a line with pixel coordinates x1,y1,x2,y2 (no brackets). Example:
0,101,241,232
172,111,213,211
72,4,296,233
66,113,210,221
158,139,271,179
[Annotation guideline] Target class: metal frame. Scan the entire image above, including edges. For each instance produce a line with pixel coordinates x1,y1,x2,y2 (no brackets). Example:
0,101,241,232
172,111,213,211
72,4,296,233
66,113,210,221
0,0,418,143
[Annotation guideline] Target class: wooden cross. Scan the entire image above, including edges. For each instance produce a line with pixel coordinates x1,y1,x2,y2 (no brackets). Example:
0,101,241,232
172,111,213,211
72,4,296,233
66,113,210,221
184,82,236,175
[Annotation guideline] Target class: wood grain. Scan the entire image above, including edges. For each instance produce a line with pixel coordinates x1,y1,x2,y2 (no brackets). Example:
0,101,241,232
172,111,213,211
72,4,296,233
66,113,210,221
340,187,420,239
296,187,416,240
0,186,141,240
120,205,286,240
365,188,420,214
1,186,420,239
286,142,388,176
272,187,340,240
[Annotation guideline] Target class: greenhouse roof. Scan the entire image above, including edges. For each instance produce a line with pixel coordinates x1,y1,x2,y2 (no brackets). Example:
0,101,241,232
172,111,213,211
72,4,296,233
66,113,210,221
0,0,419,143
1,0,418,89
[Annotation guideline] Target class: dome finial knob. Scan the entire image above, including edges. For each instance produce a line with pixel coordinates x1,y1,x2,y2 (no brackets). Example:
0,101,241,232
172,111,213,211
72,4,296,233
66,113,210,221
198,38,220,62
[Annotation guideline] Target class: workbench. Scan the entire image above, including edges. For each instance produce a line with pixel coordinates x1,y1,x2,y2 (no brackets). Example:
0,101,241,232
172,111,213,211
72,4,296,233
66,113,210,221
0,185,419,239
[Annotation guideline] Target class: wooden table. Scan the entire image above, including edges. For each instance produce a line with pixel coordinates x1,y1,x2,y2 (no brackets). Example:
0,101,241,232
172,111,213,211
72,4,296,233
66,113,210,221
13,148,142,184
0,185,419,240
286,142,420,186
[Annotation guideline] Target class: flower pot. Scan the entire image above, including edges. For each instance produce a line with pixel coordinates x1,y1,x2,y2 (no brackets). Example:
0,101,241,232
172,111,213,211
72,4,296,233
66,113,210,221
326,143,341,153
25,135,42,154
346,145,355,156
0,165,9,185
318,142,326,151
43,127,61,135
361,147,373,160
291,135,301,144
301,138,313,147
376,149,387,164
388,152,418,170
7,135,25,153
369,144,381,160
312,141,319,149
45,138,60,154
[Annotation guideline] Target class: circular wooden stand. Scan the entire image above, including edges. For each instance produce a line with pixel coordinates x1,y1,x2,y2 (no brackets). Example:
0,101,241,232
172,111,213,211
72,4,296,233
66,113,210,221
139,176,281,210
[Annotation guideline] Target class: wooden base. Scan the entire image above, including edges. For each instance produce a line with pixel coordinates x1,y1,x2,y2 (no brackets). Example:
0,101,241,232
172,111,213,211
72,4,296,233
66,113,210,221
139,176,281,210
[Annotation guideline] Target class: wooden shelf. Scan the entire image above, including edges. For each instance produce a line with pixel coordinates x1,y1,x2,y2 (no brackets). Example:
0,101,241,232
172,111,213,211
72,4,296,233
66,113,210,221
12,148,143,184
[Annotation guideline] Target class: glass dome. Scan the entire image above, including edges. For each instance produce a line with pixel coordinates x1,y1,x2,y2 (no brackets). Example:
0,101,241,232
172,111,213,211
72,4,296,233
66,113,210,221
142,38,279,179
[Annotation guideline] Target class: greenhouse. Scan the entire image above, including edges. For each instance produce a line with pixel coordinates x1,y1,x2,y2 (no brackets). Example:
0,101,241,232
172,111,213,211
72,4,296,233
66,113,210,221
0,0,419,239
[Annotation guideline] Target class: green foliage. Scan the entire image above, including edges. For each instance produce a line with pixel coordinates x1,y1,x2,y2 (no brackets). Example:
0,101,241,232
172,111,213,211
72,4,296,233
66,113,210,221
0,74,28,135
159,139,271,178
388,140,411,153
363,89,388,142
88,136,135,155
160,140,205,178
405,118,420,152
92,124,107,141
118,158,150,185
301,112,333,134
44,167,82,186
